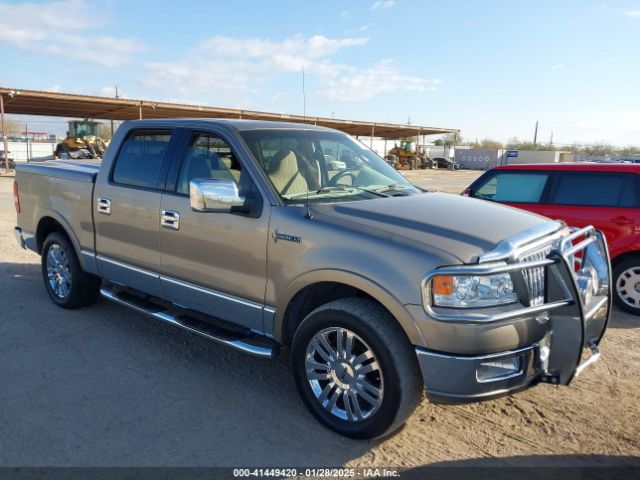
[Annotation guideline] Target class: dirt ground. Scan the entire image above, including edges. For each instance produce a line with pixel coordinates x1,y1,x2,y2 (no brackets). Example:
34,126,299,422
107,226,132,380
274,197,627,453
0,171,638,469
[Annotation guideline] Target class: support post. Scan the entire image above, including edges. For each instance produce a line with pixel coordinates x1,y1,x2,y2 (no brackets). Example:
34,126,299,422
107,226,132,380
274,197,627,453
370,123,375,149
0,94,8,172
110,86,119,137
138,103,143,120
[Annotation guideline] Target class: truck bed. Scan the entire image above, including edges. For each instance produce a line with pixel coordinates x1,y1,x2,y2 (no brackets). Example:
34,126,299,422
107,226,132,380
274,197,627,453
16,159,101,183
14,159,100,266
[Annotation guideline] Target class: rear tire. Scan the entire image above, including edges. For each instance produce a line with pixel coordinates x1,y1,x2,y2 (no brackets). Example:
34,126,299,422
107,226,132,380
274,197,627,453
41,232,101,309
291,298,423,439
613,257,640,315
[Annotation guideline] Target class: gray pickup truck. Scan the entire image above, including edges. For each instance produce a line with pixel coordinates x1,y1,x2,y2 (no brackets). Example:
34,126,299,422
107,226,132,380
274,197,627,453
14,119,611,439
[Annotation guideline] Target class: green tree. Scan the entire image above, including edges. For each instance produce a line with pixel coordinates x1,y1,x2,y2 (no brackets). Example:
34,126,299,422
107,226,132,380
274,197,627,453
1,118,22,135
97,123,115,141
473,137,503,149
434,132,462,146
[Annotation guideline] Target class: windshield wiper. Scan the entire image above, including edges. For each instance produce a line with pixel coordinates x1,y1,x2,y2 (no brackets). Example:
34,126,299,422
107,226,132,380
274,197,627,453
286,186,387,200
319,186,388,197
373,183,415,195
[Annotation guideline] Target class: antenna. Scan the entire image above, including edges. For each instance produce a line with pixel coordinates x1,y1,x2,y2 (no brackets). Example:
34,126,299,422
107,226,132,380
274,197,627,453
302,66,312,220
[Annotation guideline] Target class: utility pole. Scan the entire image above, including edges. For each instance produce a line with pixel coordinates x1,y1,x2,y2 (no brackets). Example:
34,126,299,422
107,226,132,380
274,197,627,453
0,94,8,172
549,130,553,146
533,120,539,147
25,122,30,162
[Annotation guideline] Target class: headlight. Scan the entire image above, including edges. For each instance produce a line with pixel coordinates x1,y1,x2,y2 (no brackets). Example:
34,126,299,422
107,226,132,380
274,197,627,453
430,273,518,308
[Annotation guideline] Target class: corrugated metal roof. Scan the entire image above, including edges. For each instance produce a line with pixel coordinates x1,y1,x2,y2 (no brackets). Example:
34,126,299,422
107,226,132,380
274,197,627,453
0,87,458,139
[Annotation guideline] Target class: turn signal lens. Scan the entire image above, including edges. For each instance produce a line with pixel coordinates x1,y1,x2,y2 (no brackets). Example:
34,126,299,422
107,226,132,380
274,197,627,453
432,275,454,295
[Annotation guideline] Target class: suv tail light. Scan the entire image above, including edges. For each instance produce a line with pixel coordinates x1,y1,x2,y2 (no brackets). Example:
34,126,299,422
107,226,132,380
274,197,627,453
462,187,472,197
13,181,20,213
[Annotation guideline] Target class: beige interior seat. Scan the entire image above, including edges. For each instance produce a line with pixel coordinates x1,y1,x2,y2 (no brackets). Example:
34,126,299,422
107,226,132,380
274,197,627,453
219,155,241,183
268,149,309,197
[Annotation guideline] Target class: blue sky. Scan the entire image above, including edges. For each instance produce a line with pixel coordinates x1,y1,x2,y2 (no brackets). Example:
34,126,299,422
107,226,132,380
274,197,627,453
1,0,639,146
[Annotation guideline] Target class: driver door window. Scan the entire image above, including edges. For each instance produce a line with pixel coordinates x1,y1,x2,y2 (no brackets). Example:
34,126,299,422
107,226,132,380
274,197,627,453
176,133,241,195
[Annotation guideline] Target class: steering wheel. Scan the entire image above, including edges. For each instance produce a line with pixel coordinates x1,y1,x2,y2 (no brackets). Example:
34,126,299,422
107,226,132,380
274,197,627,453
328,169,358,187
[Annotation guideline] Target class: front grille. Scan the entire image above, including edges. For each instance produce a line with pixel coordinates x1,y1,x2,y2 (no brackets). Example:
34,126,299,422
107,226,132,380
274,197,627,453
519,245,552,306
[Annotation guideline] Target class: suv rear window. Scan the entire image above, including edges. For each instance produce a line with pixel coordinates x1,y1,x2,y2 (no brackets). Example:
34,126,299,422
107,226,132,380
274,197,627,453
475,172,549,203
112,130,172,189
550,172,638,207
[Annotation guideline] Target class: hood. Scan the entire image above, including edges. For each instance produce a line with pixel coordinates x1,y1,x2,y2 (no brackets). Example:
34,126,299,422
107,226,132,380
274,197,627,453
311,192,557,263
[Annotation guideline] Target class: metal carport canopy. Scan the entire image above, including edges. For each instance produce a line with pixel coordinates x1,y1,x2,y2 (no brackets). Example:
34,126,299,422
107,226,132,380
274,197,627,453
0,87,458,139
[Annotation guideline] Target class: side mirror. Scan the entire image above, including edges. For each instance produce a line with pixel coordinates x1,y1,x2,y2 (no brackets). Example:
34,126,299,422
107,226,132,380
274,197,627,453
189,179,245,213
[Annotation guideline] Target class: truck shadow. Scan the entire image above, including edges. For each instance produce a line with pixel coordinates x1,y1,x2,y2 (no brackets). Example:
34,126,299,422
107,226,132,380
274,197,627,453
0,260,372,466
609,306,640,329
399,455,640,480
1,260,638,467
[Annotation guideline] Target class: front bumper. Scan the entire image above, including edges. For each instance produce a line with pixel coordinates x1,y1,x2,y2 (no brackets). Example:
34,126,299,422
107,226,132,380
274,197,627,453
416,342,545,402
415,225,611,403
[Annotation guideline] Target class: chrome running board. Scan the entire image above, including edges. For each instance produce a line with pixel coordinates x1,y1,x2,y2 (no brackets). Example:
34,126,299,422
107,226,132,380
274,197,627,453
100,287,278,359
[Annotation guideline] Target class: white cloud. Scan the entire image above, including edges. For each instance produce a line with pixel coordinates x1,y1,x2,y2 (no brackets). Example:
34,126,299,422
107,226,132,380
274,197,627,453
99,86,128,98
550,63,564,70
371,0,395,11
141,34,368,96
0,0,141,66
318,59,440,101
562,110,640,145
140,34,439,104
47,85,62,93
197,34,368,71
624,10,640,17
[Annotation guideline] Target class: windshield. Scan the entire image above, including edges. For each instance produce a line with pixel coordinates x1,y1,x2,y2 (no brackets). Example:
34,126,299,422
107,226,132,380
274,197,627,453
240,129,421,203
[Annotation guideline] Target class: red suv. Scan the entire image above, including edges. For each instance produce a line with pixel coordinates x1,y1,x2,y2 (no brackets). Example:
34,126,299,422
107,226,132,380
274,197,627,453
464,163,640,314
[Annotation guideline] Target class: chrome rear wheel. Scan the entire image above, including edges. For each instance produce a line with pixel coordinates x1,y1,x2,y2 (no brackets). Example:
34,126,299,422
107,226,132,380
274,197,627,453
41,232,101,309
46,243,72,299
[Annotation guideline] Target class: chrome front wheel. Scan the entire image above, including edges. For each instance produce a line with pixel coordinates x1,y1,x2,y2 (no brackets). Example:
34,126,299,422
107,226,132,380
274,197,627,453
305,327,384,422
46,243,72,299
291,298,423,439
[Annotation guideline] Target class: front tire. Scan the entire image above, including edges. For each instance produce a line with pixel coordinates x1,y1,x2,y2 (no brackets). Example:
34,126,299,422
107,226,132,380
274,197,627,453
613,257,640,315
291,298,423,439
41,232,101,309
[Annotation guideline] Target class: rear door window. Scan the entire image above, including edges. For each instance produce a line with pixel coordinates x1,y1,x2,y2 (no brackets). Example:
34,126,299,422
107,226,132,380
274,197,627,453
474,172,550,203
112,130,172,189
549,172,639,207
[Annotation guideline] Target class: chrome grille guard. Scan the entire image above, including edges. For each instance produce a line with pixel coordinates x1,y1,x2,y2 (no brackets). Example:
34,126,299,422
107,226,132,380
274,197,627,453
422,223,612,326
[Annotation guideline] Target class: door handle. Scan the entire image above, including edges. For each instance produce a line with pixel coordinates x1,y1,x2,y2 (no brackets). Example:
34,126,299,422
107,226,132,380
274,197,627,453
97,197,111,215
161,210,180,230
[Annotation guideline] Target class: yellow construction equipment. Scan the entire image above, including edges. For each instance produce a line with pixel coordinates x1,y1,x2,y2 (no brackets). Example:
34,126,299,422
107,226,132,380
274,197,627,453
385,140,433,169
54,120,108,159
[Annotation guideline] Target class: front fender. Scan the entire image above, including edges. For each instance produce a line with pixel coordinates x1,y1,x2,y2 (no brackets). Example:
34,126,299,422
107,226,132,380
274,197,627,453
274,268,427,347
